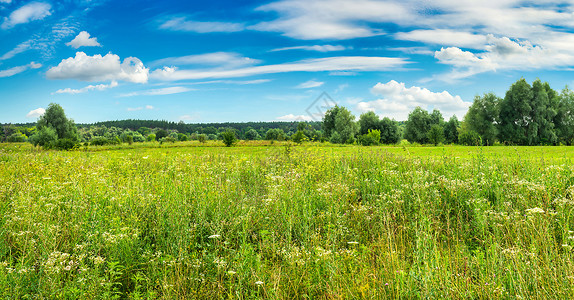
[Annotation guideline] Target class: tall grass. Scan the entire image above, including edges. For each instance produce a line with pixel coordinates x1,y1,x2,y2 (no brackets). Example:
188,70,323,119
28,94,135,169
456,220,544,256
0,143,573,298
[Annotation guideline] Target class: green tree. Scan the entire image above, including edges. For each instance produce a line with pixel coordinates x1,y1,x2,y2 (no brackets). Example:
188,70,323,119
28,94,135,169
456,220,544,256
498,78,533,145
322,105,341,139
222,130,237,147
36,103,79,142
554,87,574,144
443,116,460,144
358,129,381,146
463,93,500,145
155,129,168,141
427,124,444,146
530,79,557,145
334,106,358,144
245,129,260,140
379,117,400,144
198,134,207,143
358,111,381,135
404,107,431,144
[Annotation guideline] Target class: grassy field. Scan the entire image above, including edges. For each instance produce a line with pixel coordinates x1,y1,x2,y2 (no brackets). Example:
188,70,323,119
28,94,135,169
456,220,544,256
1,142,574,298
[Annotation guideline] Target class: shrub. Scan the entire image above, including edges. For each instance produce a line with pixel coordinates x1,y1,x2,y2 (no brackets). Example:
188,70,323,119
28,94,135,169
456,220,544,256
29,126,57,147
358,129,381,146
90,137,111,146
222,130,237,147
198,134,207,143
53,138,77,150
178,133,189,141
147,134,156,142
459,130,482,146
7,132,28,143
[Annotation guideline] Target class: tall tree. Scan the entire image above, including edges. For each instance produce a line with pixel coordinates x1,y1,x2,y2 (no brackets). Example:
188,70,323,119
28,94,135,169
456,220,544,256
554,87,574,144
404,107,431,144
380,117,400,144
358,111,381,135
463,93,500,145
322,105,340,139
530,80,557,145
334,107,358,144
37,103,79,141
444,115,460,144
498,78,533,145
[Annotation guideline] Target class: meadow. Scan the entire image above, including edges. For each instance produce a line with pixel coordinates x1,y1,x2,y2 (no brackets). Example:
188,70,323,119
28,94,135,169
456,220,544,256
1,142,574,298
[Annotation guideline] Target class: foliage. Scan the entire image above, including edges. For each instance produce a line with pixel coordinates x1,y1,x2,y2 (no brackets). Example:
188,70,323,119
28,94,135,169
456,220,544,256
291,130,307,145
146,134,156,142
333,106,358,144
245,129,260,140
458,130,482,146
7,132,27,143
463,93,500,145
427,124,444,146
379,117,401,144
265,128,285,141
221,130,237,147
198,134,207,143
358,111,381,135
37,103,79,142
155,130,168,141
443,116,460,144
404,107,432,144
358,129,381,146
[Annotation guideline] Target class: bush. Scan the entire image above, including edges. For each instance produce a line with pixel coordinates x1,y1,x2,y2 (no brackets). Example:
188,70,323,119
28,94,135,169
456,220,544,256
147,134,156,142
459,130,482,146
7,132,27,143
358,129,381,146
222,130,237,147
208,134,217,140
198,134,207,143
160,136,176,144
29,126,58,148
53,138,78,150
329,132,342,144
292,130,307,144
178,133,189,141
90,137,111,146
155,130,168,141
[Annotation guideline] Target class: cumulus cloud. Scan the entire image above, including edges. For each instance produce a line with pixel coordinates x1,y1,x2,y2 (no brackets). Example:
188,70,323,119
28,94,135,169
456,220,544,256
119,86,193,97
1,2,51,29
46,52,149,83
356,80,470,120
0,62,41,78
66,31,101,49
152,52,260,68
26,107,45,118
151,56,407,81
296,79,324,89
276,114,313,121
271,45,348,52
159,17,244,33
54,81,118,95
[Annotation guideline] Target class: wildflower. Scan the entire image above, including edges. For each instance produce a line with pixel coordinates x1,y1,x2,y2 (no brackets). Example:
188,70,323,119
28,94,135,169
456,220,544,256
525,207,545,214
227,270,236,275
347,241,359,245
93,256,105,265
255,281,264,286
208,234,221,239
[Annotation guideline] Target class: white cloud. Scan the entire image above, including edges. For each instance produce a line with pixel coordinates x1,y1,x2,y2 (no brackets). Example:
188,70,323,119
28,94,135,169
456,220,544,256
250,0,411,40
356,80,470,120
296,79,324,89
271,45,348,52
2,2,51,29
54,81,118,95
179,114,200,122
159,17,244,33
127,105,155,112
0,0,13,4
46,52,149,83
151,56,408,81
395,30,488,49
0,40,32,60
26,107,45,118
66,31,101,49
152,52,260,68
276,114,313,121
335,83,348,93
119,86,193,97
0,62,41,78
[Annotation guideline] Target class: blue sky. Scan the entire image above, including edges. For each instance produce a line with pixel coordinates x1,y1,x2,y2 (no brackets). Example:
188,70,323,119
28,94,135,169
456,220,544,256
2,0,574,123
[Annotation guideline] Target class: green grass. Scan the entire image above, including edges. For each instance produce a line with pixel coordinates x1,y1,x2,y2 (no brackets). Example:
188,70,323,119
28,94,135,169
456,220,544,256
1,142,574,298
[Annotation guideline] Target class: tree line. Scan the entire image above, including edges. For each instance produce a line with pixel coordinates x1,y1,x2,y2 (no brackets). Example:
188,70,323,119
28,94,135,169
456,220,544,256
322,78,574,146
3,78,573,148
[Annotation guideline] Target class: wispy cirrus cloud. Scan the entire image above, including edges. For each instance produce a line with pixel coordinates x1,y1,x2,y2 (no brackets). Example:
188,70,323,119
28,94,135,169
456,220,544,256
1,2,52,29
271,45,348,52
159,16,244,33
0,62,41,78
151,52,260,68
152,56,408,81
119,86,194,97
53,81,118,95
296,79,323,89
